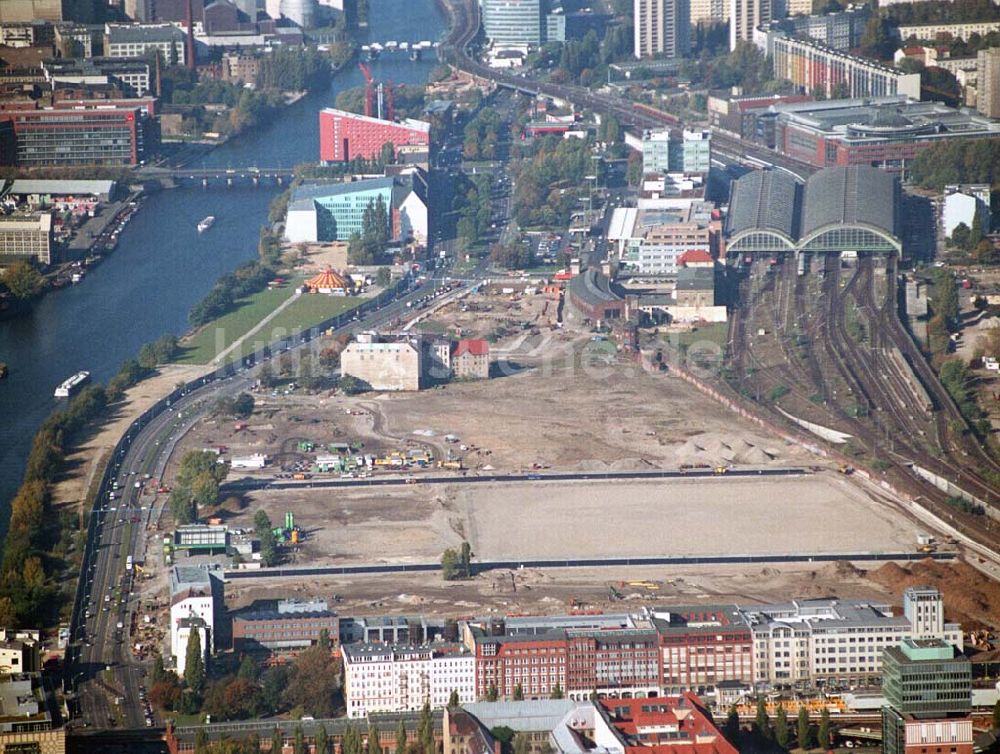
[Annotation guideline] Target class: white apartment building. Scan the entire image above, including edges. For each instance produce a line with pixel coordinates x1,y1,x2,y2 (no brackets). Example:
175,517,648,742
342,643,476,718
169,566,221,668
741,587,962,689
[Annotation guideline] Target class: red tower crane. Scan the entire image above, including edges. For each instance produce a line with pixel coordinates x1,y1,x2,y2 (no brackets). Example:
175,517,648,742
357,62,375,118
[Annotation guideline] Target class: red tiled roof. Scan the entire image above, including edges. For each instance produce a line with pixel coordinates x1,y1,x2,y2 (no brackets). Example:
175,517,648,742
600,694,739,754
453,339,489,357
679,249,713,265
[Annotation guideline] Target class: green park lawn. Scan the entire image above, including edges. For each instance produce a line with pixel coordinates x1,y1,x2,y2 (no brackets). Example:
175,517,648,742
175,285,297,365
264,293,364,337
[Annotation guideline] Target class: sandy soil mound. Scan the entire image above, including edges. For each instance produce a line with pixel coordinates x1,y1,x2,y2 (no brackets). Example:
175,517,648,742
673,432,782,466
870,560,1000,629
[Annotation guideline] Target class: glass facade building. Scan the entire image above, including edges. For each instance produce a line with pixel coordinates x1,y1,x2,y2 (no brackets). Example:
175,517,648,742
482,0,543,45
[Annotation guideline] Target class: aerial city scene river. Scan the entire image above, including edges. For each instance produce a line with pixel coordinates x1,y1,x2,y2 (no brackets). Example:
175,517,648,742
3,0,1000,750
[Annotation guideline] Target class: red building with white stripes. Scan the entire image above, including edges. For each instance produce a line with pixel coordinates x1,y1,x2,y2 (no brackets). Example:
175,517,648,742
319,107,430,163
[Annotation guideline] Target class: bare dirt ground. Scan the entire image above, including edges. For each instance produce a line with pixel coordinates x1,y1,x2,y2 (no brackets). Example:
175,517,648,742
215,471,920,572
224,561,903,620
412,288,559,341
50,364,211,514
284,241,349,273
170,346,819,485
459,476,916,560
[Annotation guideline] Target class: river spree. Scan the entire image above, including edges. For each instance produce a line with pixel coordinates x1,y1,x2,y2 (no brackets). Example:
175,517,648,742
0,0,445,531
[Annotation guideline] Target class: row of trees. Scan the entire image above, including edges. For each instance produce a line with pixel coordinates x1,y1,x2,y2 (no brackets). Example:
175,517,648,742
911,138,1000,190
463,107,502,161
189,261,274,327
455,174,493,248
0,333,179,627
257,46,332,92
725,699,832,751
511,135,592,229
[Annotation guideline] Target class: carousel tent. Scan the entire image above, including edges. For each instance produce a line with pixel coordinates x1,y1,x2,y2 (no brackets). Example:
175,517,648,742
305,268,351,294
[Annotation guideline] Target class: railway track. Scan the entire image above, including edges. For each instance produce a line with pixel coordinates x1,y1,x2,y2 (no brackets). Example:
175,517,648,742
726,252,1000,553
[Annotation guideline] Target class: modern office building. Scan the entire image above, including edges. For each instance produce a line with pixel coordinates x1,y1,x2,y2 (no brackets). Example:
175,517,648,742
881,638,972,754
105,23,187,65
770,96,1000,174
633,0,691,59
319,108,430,163
1,105,156,167
0,214,53,266
772,35,921,98
342,642,476,718
730,0,770,50
481,0,542,46
641,128,674,174
284,171,428,244
652,607,754,693
978,48,1000,119
232,599,341,655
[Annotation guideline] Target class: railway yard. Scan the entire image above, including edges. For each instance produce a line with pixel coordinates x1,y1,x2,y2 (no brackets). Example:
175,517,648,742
728,252,1000,553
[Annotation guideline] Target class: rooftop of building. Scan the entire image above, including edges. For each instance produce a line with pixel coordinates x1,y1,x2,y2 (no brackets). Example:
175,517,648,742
289,174,421,212
0,673,48,724
319,106,430,133
105,23,186,42
567,268,624,309
776,95,1000,142
676,267,715,291
462,699,578,732
726,169,802,242
802,165,897,239
739,597,910,630
169,565,218,598
650,605,748,635
452,339,489,357
43,56,150,72
893,637,965,662
341,641,470,660
599,694,738,754
5,179,116,196
679,249,714,265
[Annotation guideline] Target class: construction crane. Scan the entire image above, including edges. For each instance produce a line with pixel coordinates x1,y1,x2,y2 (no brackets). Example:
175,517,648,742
358,62,375,118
